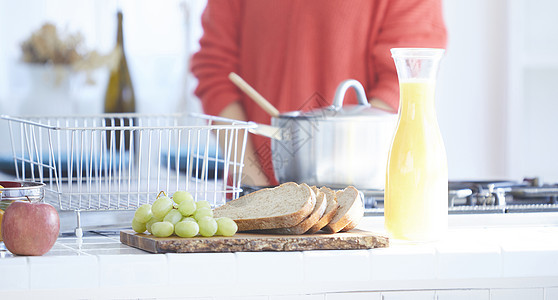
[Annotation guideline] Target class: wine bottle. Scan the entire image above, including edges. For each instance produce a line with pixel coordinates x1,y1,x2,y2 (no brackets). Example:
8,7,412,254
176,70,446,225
104,10,135,151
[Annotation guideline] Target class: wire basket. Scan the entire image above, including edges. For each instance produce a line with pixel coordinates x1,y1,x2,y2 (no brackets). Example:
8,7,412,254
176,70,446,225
1,113,255,211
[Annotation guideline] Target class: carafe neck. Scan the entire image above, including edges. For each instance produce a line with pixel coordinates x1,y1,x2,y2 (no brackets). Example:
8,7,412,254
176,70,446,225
398,80,437,120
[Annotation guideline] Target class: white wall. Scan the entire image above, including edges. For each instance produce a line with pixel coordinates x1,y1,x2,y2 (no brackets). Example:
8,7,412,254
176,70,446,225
438,0,558,183
437,0,509,181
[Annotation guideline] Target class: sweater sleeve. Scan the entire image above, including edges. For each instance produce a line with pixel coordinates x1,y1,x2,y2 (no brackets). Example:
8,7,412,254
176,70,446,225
191,0,243,117
367,0,448,110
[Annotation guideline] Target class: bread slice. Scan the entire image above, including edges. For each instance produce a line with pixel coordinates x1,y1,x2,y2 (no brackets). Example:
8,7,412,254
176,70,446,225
309,186,319,198
340,220,358,232
265,187,327,235
306,186,339,234
213,182,315,231
322,186,364,233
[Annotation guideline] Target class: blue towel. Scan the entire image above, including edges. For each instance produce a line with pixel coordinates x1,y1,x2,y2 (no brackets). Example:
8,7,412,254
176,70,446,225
161,146,225,178
0,152,129,178
0,148,226,180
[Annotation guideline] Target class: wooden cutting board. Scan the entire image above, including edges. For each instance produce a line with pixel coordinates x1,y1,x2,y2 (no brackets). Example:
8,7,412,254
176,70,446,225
120,229,389,253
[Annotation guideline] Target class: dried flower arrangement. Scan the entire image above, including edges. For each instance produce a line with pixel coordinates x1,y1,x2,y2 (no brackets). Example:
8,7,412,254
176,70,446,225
20,23,119,84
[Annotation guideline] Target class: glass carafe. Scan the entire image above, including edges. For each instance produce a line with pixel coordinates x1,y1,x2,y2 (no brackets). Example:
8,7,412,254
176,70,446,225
385,48,447,241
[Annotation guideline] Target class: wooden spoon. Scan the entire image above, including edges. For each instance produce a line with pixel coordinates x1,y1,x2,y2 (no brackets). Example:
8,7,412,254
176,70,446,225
228,72,280,118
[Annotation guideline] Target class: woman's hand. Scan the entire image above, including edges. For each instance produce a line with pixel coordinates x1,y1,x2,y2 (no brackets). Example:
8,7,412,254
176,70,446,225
217,101,271,187
370,98,396,113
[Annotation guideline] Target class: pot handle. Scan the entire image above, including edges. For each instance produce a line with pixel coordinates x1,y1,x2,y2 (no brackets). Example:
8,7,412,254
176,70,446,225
330,79,370,111
248,123,285,141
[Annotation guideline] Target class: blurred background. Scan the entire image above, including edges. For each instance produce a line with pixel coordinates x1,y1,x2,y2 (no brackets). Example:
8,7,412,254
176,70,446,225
0,0,206,117
0,0,556,183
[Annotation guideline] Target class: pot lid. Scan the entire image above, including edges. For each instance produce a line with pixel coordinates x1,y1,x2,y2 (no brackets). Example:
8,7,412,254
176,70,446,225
280,79,396,120
301,104,395,119
288,104,395,120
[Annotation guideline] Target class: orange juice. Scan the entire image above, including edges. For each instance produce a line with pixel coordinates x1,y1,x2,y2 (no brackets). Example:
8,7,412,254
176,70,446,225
384,79,448,241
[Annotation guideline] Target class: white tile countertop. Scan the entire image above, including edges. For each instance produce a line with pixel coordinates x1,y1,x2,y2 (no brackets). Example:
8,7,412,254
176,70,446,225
1,214,558,300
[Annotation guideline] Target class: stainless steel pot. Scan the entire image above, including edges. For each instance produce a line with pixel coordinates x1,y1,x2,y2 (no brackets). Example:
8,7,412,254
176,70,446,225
252,79,397,190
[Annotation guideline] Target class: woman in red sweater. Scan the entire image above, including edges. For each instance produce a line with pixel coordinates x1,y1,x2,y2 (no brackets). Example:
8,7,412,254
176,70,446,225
191,0,447,186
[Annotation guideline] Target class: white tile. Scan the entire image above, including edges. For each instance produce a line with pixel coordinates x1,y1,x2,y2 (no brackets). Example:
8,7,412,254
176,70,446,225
436,244,501,279
56,237,117,245
42,249,84,256
28,255,98,290
381,290,436,300
70,242,129,250
502,247,558,277
498,230,558,252
236,251,303,284
304,250,370,283
83,248,148,255
270,295,325,300
164,298,214,300
98,254,168,287
215,296,267,300
546,287,558,300
0,256,29,290
369,245,436,281
167,253,236,286
326,291,381,300
436,289,490,300
490,288,544,300
47,243,72,251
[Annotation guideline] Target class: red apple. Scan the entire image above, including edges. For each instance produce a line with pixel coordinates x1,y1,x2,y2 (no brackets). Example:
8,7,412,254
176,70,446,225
1,201,60,256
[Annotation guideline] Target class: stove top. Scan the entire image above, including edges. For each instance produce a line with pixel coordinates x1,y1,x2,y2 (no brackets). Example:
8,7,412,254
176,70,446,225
363,177,558,215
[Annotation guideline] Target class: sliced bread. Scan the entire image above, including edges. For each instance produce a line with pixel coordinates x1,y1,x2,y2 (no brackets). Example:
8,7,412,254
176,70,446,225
306,186,339,234
340,219,358,232
322,186,364,233
213,182,315,231
265,187,327,235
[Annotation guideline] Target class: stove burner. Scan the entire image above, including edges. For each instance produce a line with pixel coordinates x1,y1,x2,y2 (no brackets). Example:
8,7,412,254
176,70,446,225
448,181,514,207
448,180,519,192
364,177,558,214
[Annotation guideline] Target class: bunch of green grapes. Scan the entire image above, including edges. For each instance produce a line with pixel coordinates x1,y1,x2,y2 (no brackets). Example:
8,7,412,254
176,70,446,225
131,191,237,238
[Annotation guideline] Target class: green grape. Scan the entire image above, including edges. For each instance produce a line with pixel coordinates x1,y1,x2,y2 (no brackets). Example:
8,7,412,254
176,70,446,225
175,220,199,238
193,207,213,221
163,209,183,225
197,216,218,237
195,200,212,210
131,218,147,233
177,198,196,217
152,196,173,219
173,190,194,205
151,221,174,238
146,216,163,234
134,204,153,223
181,216,197,223
216,217,238,237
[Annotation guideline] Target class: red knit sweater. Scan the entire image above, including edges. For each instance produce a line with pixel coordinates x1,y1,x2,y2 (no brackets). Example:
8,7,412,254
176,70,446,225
191,0,447,185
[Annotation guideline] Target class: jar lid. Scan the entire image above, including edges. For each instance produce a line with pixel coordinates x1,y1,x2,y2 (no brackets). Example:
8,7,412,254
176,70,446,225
0,181,45,203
